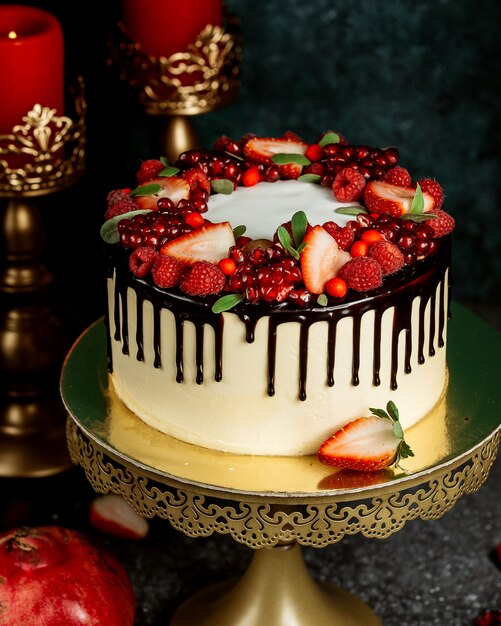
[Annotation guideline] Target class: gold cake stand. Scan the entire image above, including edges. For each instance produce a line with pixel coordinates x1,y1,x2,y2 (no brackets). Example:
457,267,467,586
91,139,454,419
62,303,501,626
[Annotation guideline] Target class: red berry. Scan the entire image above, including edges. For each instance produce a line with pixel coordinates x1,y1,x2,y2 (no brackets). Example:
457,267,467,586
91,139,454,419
325,277,347,298
137,159,164,184
242,168,260,187
322,221,355,251
361,229,384,246
183,166,211,194
474,610,501,626
332,167,366,202
350,240,369,257
383,166,412,187
338,257,383,292
180,261,226,296
105,189,138,220
184,212,205,228
426,209,455,237
368,240,404,275
129,246,159,278
218,257,237,276
151,254,185,288
418,178,444,210
305,143,323,162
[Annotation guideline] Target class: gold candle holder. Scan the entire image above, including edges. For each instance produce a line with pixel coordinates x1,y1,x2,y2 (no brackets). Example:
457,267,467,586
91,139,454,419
108,12,242,161
0,77,86,477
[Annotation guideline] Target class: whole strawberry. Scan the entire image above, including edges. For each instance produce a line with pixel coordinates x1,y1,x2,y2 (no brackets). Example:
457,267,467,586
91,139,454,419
151,254,185,288
368,240,404,275
338,257,383,292
180,261,226,296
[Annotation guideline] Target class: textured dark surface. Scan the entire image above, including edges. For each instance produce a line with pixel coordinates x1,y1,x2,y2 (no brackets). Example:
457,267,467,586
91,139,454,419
2,2,501,625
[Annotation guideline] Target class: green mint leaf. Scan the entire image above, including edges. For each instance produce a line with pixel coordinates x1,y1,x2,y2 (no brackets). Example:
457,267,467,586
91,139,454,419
100,209,152,244
233,225,247,239
129,183,162,197
369,407,390,420
298,173,322,184
271,153,311,166
160,156,170,165
393,422,404,440
386,400,400,422
401,213,437,222
211,293,245,313
335,206,368,216
291,210,308,248
296,241,306,254
409,183,425,214
319,132,340,147
277,225,293,250
211,178,234,195
159,165,180,177
317,294,328,306
286,246,300,260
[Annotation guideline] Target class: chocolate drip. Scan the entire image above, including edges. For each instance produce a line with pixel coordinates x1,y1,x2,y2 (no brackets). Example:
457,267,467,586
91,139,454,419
105,237,451,400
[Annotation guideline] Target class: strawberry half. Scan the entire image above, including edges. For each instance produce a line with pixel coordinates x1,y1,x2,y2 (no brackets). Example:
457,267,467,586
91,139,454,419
243,136,308,179
89,494,149,540
160,221,235,265
317,402,414,472
132,176,190,211
300,225,351,294
363,180,435,217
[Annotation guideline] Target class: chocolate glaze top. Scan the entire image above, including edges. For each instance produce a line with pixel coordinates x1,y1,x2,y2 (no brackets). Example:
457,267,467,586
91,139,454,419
105,237,451,401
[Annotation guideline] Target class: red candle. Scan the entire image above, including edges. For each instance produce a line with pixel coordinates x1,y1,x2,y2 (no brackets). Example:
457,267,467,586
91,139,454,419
121,0,222,59
0,5,64,136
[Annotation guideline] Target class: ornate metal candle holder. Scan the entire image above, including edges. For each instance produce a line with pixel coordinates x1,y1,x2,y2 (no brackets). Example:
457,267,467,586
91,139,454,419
108,12,242,161
0,78,86,477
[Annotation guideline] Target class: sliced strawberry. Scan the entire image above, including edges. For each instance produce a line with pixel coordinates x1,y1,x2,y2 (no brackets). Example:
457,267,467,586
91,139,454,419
160,222,235,265
363,180,435,217
317,403,414,472
243,136,308,179
300,225,351,294
133,176,190,211
89,494,149,540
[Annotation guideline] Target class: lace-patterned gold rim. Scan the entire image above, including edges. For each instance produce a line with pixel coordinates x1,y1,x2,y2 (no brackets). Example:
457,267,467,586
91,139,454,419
0,77,86,197
66,417,500,549
108,16,242,115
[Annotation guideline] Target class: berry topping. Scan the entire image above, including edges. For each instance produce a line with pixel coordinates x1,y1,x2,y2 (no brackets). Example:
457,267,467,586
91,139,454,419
350,240,369,257
160,221,235,265
218,257,237,276
180,261,226,296
363,180,435,217
243,136,308,179
183,166,211,195
317,402,414,471
322,221,355,251
151,254,185,288
332,167,366,202
325,276,347,298
304,143,323,162
383,166,412,188
105,189,138,220
368,240,405,275
300,225,351,295
242,168,260,187
417,178,444,210
129,246,158,278
426,209,455,238
183,212,205,228
136,159,164,184
338,256,383,292
132,176,190,211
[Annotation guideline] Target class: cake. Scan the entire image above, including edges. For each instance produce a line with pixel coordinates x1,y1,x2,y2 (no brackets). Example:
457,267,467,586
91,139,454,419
101,130,454,457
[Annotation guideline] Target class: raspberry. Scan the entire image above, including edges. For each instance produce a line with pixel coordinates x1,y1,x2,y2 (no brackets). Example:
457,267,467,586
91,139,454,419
104,189,138,220
137,159,164,184
332,167,366,202
151,254,185,288
418,178,444,210
474,610,501,626
180,261,226,296
129,246,159,278
427,209,455,237
368,240,404,275
183,166,211,194
303,162,326,177
322,221,355,251
338,257,383,292
383,166,412,187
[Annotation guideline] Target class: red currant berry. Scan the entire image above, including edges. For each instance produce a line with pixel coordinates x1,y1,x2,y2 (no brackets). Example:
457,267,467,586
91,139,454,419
350,241,369,257
325,277,347,298
243,168,260,187
218,258,237,276
305,143,323,162
184,212,205,228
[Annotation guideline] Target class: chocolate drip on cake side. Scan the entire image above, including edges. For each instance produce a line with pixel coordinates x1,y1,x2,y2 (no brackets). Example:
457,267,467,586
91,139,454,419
105,238,450,401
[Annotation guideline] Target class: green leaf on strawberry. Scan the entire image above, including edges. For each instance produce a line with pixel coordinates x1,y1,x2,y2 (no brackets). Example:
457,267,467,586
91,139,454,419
409,183,425,214
271,153,311,166
159,165,180,177
211,293,246,313
319,132,340,147
368,401,414,470
129,183,162,197
100,209,152,244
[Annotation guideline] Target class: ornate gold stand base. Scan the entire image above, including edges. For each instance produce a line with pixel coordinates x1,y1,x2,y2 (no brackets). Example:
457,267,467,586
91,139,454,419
171,543,380,626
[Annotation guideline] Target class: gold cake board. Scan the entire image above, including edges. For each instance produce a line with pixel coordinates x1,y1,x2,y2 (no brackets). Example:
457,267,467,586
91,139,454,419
62,303,501,625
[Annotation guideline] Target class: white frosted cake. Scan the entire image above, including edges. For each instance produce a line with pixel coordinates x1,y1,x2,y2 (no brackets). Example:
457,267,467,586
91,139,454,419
101,130,454,456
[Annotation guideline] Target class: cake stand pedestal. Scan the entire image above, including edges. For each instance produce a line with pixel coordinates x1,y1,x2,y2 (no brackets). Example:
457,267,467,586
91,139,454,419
61,303,501,625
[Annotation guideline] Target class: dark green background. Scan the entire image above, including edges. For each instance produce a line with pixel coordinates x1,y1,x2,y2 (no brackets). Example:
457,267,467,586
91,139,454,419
17,0,501,337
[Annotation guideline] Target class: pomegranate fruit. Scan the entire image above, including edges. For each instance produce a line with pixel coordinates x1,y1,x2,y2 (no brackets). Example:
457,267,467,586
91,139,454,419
0,525,135,625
